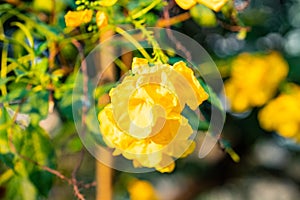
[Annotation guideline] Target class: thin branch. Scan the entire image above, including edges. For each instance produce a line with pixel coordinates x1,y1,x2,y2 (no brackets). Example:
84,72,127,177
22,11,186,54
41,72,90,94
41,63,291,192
218,20,251,32
163,3,192,61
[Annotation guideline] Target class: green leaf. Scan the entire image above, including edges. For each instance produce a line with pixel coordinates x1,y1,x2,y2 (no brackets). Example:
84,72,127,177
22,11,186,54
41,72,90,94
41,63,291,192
0,77,14,87
0,153,14,170
66,136,83,153
20,90,49,125
0,88,29,104
21,125,56,197
4,176,37,200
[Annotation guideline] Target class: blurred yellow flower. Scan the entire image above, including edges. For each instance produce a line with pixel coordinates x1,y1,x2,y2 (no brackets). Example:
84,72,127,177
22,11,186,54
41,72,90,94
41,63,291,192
128,180,159,200
96,11,108,29
98,58,208,172
64,10,93,27
175,0,228,11
225,52,288,112
175,0,197,10
259,84,300,142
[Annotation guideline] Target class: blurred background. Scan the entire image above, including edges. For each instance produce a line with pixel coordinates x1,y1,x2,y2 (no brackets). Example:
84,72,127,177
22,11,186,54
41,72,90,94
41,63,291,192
1,0,300,200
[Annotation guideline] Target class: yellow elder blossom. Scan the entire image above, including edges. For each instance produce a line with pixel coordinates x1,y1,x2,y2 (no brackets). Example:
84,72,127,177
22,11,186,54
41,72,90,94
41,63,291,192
225,52,288,112
96,11,108,28
64,10,93,27
175,0,228,12
98,58,208,172
128,180,159,200
259,84,300,142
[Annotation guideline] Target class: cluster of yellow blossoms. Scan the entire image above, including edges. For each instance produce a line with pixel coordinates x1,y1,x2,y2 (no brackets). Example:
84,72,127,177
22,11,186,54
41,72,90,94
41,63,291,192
98,58,208,173
175,0,228,12
65,9,109,28
225,52,288,112
259,84,300,142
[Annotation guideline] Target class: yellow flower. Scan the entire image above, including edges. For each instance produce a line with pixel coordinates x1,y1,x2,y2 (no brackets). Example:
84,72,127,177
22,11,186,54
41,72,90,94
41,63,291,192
175,0,228,11
64,10,93,27
96,11,108,29
128,180,159,200
225,52,288,112
259,84,300,142
98,58,208,172
174,0,197,10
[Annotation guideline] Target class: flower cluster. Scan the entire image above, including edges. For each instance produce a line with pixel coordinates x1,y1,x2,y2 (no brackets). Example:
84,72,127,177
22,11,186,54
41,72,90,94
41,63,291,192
259,84,300,142
175,0,228,12
65,10,108,28
98,58,208,172
225,52,288,112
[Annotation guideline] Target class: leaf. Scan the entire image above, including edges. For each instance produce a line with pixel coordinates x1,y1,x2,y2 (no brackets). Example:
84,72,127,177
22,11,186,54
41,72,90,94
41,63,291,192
0,108,11,154
0,88,29,104
66,136,83,153
0,77,13,87
0,153,14,170
21,125,56,197
20,90,49,125
4,176,37,200
6,107,31,130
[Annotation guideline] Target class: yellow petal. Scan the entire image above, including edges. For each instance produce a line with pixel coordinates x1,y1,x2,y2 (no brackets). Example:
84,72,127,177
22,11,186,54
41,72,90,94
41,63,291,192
156,162,175,173
96,11,108,29
64,10,93,27
173,61,209,109
175,0,197,10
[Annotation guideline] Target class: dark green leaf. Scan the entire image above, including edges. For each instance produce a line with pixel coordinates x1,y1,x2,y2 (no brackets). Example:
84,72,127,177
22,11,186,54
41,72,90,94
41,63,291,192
0,153,14,170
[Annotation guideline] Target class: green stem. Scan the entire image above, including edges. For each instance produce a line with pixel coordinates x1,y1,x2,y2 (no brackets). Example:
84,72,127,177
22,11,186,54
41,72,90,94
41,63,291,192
130,0,161,19
115,26,152,61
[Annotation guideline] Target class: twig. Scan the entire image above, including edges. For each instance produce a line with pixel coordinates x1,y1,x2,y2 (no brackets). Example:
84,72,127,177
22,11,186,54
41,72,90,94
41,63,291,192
218,20,251,32
163,3,192,61
156,12,191,27
72,150,86,200
70,39,90,200
71,39,89,128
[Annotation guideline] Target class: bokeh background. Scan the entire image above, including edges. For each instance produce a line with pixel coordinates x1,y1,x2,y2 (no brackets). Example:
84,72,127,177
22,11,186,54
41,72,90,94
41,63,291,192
1,0,300,200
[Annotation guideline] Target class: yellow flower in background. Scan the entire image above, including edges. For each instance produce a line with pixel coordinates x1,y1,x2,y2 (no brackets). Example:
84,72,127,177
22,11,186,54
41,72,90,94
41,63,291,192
175,0,228,11
65,10,93,27
225,52,288,112
174,0,197,10
128,180,159,200
96,11,108,29
259,84,300,142
98,58,208,172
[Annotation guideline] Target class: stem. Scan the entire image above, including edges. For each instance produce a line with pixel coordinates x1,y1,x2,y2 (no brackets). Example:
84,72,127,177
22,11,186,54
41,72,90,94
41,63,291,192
156,12,191,27
1,40,8,96
130,0,161,19
96,29,115,200
115,26,152,61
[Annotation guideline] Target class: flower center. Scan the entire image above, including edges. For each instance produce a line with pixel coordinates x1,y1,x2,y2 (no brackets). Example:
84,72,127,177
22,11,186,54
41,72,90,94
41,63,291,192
127,84,175,139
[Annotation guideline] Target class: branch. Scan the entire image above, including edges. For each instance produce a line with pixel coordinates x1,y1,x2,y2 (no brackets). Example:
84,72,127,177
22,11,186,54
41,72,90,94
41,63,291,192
163,3,192,61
